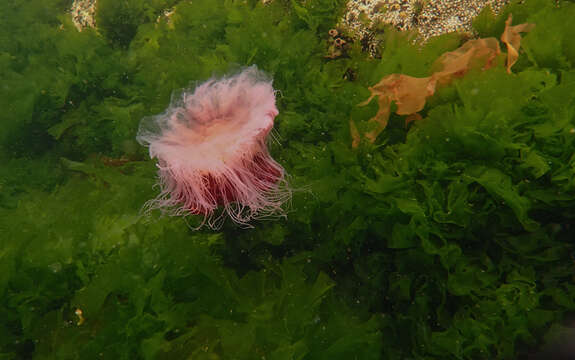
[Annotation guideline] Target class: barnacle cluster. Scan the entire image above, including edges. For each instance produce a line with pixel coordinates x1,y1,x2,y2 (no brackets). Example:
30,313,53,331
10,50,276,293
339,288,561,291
325,28,350,59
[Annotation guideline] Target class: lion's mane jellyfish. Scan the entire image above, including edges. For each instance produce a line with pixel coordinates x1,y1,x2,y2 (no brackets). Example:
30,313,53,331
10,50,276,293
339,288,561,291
137,66,290,228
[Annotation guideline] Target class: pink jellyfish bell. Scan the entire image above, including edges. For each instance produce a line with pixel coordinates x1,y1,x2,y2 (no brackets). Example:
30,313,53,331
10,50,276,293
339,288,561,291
137,66,290,228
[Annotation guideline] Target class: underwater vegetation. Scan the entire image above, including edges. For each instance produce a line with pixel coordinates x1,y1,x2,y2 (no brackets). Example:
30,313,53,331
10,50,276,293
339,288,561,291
1,0,575,358
353,14,534,144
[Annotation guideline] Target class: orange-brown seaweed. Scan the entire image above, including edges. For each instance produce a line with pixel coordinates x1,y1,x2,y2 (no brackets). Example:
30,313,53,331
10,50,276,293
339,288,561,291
352,15,534,147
